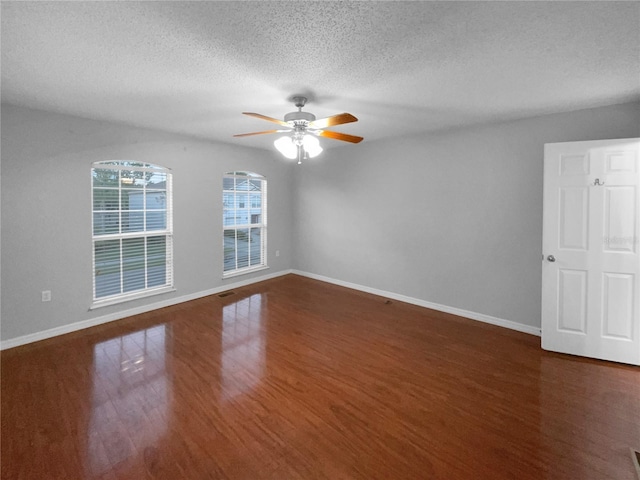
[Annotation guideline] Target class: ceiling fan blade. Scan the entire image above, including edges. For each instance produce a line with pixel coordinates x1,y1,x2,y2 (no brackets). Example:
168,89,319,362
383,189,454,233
308,113,358,129
233,129,286,137
242,112,290,127
316,130,364,144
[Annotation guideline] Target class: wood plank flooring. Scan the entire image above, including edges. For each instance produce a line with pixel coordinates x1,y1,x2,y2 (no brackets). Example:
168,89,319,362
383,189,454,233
2,274,639,479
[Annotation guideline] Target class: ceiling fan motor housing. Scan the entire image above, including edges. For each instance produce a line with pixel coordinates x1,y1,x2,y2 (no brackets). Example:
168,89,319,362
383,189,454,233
284,111,316,124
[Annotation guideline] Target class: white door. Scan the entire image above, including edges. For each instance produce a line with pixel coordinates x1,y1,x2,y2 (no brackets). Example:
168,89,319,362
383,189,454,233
542,138,640,365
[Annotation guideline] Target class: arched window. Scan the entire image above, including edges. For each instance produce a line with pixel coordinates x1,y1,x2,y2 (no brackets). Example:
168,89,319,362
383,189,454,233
91,161,173,306
223,171,267,277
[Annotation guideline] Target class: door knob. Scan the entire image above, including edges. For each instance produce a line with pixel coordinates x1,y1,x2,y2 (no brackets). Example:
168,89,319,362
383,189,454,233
547,255,556,262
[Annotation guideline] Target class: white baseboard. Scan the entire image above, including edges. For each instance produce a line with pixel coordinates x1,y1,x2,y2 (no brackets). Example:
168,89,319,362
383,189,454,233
0,269,293,350
291,270,542,337
2,268,540,350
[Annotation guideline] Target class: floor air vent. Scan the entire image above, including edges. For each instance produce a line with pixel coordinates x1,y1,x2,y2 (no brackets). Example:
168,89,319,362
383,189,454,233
218,291,236,298
632,449,640,480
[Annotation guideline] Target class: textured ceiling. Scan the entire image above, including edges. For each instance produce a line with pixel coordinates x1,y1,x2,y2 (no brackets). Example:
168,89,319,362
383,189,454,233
2,1,639,151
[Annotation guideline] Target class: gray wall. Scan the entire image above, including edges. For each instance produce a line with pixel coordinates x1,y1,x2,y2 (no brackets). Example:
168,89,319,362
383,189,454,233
2,102,639,343
1,104,294,341
293,102,640,328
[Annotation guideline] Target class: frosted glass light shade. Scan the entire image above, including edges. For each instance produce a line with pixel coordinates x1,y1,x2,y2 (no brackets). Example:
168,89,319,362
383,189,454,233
302,134,323,158
274,136,297,159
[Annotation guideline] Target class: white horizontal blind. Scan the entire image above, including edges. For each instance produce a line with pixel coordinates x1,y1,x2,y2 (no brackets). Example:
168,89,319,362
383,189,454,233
92,161,173,303
223,172,267,276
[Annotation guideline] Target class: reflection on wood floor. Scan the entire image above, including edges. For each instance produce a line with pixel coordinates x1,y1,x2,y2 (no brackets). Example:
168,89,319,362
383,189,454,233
2,274,639,479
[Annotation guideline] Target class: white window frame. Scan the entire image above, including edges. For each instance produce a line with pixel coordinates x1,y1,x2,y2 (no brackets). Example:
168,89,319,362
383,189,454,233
91,161,174,308
223,171,268,278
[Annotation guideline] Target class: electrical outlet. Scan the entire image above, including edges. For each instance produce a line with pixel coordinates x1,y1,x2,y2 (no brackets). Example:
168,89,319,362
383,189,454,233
42,290,51,302
275,250,280,257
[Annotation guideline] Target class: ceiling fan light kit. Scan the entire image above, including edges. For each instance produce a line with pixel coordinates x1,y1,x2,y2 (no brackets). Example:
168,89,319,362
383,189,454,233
234,96,363,164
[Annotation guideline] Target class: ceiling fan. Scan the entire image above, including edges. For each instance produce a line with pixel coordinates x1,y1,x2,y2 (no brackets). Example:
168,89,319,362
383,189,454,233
233,96,363,163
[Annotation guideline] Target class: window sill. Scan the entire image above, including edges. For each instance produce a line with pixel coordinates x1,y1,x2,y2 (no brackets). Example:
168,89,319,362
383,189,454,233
90,286,176,310
222,265,269,280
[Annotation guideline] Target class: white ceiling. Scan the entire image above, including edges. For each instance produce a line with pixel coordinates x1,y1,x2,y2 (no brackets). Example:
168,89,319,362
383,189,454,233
2,1,639,151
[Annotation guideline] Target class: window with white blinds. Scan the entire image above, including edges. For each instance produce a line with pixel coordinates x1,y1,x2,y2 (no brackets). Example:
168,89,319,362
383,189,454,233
91,161,173,307
223,172,267,277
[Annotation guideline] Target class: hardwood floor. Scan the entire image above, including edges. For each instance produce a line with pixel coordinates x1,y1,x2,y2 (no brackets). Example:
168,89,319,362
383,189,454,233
2,274,639,479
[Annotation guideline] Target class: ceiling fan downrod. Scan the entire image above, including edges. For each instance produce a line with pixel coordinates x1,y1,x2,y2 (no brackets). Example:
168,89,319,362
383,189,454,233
284,96,315,124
